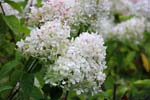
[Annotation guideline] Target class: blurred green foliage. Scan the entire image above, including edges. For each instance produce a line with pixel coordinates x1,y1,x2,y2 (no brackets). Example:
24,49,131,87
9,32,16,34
0,1,150,100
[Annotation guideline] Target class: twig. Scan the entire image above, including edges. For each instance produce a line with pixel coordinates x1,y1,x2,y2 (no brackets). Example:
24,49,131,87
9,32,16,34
0,2,5,15
7,82,20,100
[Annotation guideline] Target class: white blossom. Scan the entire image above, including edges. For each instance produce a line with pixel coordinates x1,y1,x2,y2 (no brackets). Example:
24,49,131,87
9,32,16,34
79,0,97,17
16,19,70,61
96,17,114,39
131,0,150,18
110,0,133,15
45,32,107,95
28,0,79,24
14,0,150,96
112,17,145,44
98,0,112,16
130,0,150,33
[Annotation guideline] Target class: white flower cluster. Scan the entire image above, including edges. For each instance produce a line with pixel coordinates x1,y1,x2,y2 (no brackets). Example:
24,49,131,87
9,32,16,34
112,17,145,44
108,0,150,19
28,0,79,24
110,0,133,15
28,0,113,28
95,0,148,42
98,0,112,16
45,32,106,95
17,28,107,94
131,0,150,18
16,0,150,95
131,0,150,32
17,0,108,95
16,19,70,61
79,0,97,17
96,17,114,39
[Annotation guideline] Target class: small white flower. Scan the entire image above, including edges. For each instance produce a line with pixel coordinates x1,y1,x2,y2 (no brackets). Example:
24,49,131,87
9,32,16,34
16,39,24,49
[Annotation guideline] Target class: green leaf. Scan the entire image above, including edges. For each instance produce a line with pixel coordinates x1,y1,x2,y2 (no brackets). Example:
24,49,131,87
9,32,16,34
19,25,30,35
0,85,12,93
119,15,133,21
104,76,115,89
2,15,20,34
0,60,19,79
131,80,150,99
30,86,43,100
10,70,23,85
19,18,30,35
20,73,34,100
35,72,45,87
0,14,9,34
134,79,150,87
36,0,42,7
126,52,136,63
15,51,23,61
5,0,23,12
117,85,129,97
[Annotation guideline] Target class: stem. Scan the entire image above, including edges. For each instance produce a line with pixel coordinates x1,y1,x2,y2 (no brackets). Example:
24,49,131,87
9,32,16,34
23,0,33,15
23,0,34,24
63,91,69,100
113,83,117,100
7,82,20,100
27,59,38,73
0,2,5,15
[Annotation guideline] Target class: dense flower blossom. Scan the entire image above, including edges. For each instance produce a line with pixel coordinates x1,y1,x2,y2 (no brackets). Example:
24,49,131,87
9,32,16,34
109,0,150,18
112,17,145,43
45,32,106,95
131,0,150,18
98,0,112,16
16,19,70,61
110,0,133,15
94,0,113,38
17,0,108,94
79,0,97,17
96,17,114,39
16,0,149,95
28,0,79,24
